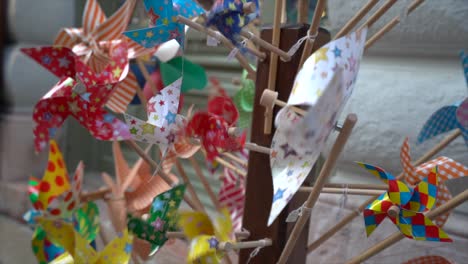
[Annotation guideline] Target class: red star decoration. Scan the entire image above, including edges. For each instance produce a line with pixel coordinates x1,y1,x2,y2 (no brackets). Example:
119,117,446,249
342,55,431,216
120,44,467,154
169,28,180,39
148,8,160,26
159,100,165,106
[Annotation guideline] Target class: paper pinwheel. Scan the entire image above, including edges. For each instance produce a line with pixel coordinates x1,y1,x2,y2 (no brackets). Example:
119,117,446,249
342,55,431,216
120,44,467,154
22,45,132,152
124,0,205,48
38,218,133,264
124,78,182,154
234,69,255,128
206,0,260,49
402,255,454,264
127,185,186,256
55,0,155,113
178,208,233,264
267,28,367,225
461,50,468,88
358,162,452,242
160,56,208,93
400,138,468,227
219,150,248,231
186,95,246,161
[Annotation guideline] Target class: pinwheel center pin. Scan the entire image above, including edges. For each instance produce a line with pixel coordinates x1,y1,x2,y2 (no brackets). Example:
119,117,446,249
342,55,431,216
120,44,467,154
387,205,400,218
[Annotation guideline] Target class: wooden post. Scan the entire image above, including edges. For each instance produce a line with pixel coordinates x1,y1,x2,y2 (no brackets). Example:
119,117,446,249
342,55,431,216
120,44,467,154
239,25,330,264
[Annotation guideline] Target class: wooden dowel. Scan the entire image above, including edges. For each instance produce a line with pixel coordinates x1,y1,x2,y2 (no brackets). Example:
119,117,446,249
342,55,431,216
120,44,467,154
277,113,357,264
188,156,222,210
297,0,309,23
177,16,256,79
365,0,425,50
264,0,285,134
358,0,398,31
215,156,247,177
240,30,291,61
244,142,270,154
299,187,384,196
221,152,248,167
80,188,110,202
334,0,379,39
324,183,388,190
306,128,461,254
219,238,272,251
281,0,287,23
175,159,206,212
165,231,251,240
346,189,468,264
245,45,267,61
298,0,327,68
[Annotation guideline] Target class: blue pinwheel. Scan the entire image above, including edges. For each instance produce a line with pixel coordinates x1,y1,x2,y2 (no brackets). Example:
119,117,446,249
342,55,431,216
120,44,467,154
124,0,205,48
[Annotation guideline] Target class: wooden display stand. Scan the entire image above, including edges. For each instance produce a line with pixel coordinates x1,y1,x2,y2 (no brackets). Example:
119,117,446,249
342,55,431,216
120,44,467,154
239,24,330,264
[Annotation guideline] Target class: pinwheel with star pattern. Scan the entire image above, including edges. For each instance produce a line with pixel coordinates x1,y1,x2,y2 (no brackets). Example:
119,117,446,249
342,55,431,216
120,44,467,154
178,208,233,264
21,44,132,152
127,185,186,257
54,0,156,113
400,138,468,227
124,0,205,48
37,218,133,264
358,162,452,242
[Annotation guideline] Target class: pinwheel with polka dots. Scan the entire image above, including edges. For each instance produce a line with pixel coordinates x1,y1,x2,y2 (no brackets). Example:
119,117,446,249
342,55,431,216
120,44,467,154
358,162,452,242
21,43,132,152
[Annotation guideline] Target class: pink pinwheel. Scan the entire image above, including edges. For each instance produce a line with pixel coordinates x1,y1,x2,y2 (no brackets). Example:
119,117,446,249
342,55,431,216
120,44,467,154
55,0,157,113
22,43,132,152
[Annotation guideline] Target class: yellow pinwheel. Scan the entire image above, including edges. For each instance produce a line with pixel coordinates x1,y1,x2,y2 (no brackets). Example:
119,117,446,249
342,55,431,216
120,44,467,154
178,208,233,264
38,218,133,264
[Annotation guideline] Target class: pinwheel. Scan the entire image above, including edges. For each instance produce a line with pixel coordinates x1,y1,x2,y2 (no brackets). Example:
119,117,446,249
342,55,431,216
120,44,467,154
233,69,255,128
418,52,468,146
25,140,100,263
124,0,205,48
22,44,132,152
400,138,468,226
54,0,154,113
206,0,260,49
37,218,133,264
218,150,248,231
127,185,186,256
266,28,367,225
178,208,233,264
124,78,182,154
402,255,454,264
358,162,452,242
186,94,246,161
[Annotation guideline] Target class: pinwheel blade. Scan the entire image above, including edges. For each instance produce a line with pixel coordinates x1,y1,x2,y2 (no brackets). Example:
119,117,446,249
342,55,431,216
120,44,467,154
363,209,387,237
395,210,452,242
404,166,438,212
417,105,459,144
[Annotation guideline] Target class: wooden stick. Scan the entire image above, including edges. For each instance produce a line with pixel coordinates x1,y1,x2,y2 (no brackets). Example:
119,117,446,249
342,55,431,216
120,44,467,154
346,189,468,264
365,0,425,50
281,0,287,23
215,156,247,177
175,159,206,212
277,113,357,264
299,187,384,196
324,183,387,190
177,16,256,79
165,231,251,240
80,188,110,202
297,0,309,23
306,128,461,254
334,0,379,39
358,0,398,31
298,0,327,68
188,156,222,210
219,238,272,251
264,0,285,134
221,152,248,167
240,30,291,61
244,142,270,154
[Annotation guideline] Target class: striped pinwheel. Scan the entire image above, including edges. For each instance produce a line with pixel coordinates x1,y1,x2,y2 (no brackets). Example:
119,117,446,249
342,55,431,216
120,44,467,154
357,162,452,242
400,138,468,227
127,185,186,257
55,0,154,113
22,44,131,152
124,0,205,48
418,53,468,146
178,208,233,264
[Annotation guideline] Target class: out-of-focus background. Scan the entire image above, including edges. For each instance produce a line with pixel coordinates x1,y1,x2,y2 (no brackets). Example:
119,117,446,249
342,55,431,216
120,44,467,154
0,0,467,263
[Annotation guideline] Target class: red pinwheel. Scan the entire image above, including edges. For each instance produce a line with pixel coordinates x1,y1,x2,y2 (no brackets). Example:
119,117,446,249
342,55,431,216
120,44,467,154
22,43,132,152
186,93,245,161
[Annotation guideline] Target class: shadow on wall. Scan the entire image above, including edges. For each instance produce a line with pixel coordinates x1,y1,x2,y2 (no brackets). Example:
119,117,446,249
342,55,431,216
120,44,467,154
1,0,12,119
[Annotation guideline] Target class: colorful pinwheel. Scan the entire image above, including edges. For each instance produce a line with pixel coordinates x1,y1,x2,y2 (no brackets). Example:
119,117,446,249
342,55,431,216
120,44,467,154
124,78,182,154
401,138,468,227
38,218,133,264
267,28,367,225
186,94,246,161
124,0,205,48
461,50,468,88
178,208,233,264
358,163,452,242
233,69,255,128
54,0,155,113
402,255,454,264
22,44,132,152
127,185,186,257
206,0,260,49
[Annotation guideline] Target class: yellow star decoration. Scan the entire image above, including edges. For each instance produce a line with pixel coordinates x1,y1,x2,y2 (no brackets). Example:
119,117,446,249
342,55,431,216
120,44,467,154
228,3,236,9
163,18,169,25
226,17,234,26
132,32,139,37
315,88,323,97
58,105,65,112
169,200,176,207
152,115,159,121
313,47,329,64
112,67,122,78
146,31,154,38
140,123,155,135
301,162,310,168
292,82,300,95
